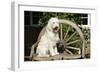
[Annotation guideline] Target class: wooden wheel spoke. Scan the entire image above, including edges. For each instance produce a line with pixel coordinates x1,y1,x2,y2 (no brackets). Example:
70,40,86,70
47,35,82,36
67,39,80,45
67,46,81,54
66,31,77,42
67,46,80,51
64,26,70,40
65,49,73,55
60,24,63,40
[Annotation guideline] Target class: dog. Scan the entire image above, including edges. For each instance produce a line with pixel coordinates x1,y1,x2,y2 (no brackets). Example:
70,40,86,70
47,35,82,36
36,17,60,57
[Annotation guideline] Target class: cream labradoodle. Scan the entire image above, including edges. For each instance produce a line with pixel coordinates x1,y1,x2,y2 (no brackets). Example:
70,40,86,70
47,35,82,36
36,17,60,57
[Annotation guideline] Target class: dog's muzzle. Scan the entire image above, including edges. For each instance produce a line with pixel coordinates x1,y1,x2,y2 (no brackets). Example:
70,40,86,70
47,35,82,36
53,26,59,33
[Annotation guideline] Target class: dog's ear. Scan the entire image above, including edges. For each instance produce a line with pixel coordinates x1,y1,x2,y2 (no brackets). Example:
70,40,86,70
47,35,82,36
46,24,52,32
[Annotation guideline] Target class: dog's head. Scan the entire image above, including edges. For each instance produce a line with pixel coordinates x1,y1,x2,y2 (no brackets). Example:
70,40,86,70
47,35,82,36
47,17,59,33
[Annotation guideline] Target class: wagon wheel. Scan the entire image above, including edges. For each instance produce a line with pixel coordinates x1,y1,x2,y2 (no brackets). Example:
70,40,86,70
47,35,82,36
59,19,85,58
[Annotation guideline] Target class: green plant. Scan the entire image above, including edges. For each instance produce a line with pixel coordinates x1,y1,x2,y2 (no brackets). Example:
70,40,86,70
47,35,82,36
39,12,81,26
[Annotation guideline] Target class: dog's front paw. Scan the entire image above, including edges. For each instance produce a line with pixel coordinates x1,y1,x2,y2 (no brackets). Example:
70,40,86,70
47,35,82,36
56,52,59,55
37,54,50,57
50,52,59,57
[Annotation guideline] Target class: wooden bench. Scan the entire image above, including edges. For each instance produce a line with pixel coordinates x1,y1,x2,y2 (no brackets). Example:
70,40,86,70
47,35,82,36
32,53,81,61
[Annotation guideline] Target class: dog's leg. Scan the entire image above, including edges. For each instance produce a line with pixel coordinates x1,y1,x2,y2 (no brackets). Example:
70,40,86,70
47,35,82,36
37,48,50,57
54,46,59,55
49,47,57,56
